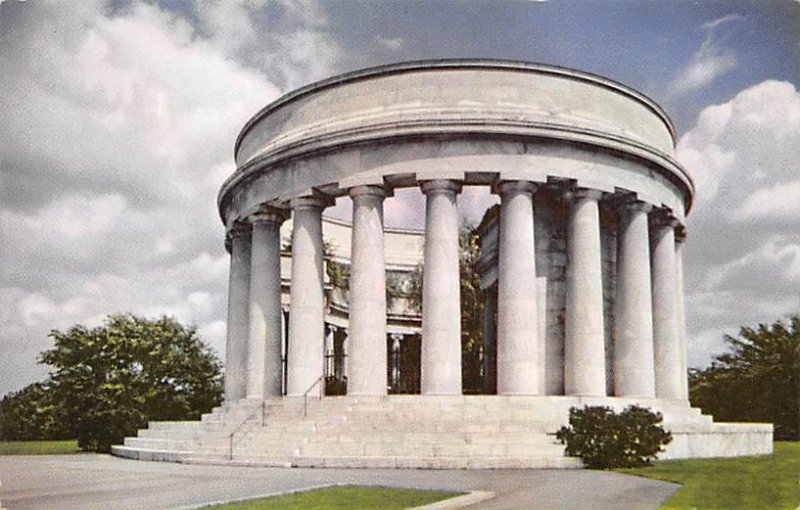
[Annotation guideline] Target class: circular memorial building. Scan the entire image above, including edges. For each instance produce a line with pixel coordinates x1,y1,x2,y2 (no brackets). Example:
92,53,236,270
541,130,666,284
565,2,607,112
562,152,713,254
114,60,771,468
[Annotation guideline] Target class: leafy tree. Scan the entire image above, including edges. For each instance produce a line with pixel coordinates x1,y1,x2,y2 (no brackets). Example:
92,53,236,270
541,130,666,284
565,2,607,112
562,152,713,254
39,314,223,452
689,315,800,440
459,224,484,394
403,263,424,314
556,405,672,469
0,382,70,441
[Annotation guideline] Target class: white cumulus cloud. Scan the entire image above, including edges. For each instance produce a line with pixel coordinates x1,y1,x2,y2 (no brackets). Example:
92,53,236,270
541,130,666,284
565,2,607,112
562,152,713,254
670,15,740,95
677,79,800,366
0,0,341,395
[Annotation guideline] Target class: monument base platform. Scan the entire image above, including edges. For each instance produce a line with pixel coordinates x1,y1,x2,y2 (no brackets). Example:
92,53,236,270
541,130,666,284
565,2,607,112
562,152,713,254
112,396,772,469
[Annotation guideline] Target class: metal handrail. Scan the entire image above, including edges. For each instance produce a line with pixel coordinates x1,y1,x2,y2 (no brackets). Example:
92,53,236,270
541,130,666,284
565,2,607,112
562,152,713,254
303,375,325,418
227,400,266,461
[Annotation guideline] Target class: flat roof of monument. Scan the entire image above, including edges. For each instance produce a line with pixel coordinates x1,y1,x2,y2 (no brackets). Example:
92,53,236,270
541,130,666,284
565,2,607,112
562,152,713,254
234,59,676,158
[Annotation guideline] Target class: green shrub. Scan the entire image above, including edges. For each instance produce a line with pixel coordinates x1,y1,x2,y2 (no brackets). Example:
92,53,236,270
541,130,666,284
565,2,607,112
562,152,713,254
556,405,672,469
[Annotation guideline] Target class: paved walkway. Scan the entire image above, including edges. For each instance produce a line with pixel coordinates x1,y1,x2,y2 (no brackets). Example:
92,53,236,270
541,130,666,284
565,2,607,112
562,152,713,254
0,454,679,509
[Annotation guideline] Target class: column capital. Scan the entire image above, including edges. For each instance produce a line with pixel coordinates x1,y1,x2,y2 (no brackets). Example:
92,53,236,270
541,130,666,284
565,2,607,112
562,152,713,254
289,191,335,210
224,220,252,252
573,188,604,201
227,219,252,238
420,179,462,195
562,187,605,203
649,208,680,229
675,224,688,244
349,184,387,200
496,180,537,196
248,205,289,225
616,196,652,214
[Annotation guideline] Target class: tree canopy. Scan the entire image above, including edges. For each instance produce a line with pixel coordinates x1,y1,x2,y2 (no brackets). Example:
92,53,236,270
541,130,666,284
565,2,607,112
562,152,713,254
1,314,223,451
689,315,800,440
459,223,485,394
0,381,69,441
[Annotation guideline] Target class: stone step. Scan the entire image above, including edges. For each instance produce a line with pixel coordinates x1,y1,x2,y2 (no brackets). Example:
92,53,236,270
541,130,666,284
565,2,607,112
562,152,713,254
148,421,206,430
116,396,732,469
136,429,230,441
182,453,581,470
293,441,567,458
246,421,564,435
224,435,564,454
124,437,199,450
111,445,192,462
185,454,294,468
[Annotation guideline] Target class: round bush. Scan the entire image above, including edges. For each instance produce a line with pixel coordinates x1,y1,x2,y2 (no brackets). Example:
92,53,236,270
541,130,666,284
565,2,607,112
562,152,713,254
556,405,672,469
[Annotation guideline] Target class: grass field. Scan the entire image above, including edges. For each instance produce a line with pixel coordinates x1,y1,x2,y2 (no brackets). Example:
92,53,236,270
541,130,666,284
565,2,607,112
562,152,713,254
201,485,463,510
622,441,800,509
0,439,82,455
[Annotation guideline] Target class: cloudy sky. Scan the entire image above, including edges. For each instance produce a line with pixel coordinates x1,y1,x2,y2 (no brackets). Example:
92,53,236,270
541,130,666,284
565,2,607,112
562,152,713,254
1,0,798,396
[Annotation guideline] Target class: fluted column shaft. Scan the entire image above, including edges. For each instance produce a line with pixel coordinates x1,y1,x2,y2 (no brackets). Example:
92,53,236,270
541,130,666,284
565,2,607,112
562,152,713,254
651,213,683,400
565,189,606,396
421,179,462,395
245,209,287,399
348,185,388,395
286,197,327,396
496,181,540,395
675,231,689,400
614,200,656,397
224,223,252,402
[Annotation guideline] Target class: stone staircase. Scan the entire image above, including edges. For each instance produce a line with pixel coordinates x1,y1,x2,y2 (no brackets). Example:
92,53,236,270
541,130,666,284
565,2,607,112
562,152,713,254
112,395,772,468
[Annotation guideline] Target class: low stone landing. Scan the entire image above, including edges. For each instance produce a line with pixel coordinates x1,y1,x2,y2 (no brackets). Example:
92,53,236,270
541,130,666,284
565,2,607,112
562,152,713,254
112,396,772,469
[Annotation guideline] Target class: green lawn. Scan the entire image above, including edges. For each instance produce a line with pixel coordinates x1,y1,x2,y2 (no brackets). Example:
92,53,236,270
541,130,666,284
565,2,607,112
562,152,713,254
0,439,82,455
621,441,800,509
201,485,463,510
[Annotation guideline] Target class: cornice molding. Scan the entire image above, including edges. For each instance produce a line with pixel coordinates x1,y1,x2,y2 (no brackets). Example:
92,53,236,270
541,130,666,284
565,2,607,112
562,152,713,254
219,118,694,219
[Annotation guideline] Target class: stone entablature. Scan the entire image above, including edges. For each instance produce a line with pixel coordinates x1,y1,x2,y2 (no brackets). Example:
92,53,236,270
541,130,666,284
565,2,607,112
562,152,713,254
218,59,693,231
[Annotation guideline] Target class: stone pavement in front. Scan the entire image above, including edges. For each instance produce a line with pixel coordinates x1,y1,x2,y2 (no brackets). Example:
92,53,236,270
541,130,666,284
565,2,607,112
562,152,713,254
0,454,679,509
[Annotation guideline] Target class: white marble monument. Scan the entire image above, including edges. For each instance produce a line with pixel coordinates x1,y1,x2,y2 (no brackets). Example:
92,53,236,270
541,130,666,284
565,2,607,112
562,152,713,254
114,60,772,468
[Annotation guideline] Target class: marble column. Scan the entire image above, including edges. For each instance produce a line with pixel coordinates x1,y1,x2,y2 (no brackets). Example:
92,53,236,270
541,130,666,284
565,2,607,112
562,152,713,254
246,208,287,399
390,333,403,392
286,196,328,396
613,199,656,398
342,328,349,381
224,222,252,402
564,189,606,396
348,185,388,396
496,181,540,395
675,228,689,400
324,325,336,379
281,309,289,396
333,329,345,382
650,211,683,400
420,179,462,395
